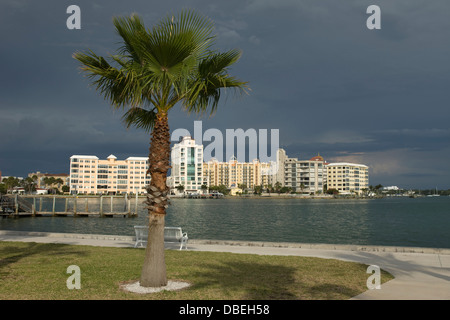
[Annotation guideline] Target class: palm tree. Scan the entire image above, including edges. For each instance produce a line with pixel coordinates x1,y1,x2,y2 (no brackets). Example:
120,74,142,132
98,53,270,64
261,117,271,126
73,10,248,287
299,183,305,194
176,184,185,194
55,178,64,191
274,181,282,194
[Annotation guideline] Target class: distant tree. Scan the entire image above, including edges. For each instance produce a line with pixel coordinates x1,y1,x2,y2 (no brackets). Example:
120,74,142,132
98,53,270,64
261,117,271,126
55,178,64,190
201,184,208,194
176,185,185,194
274,182,282,194
238,184,247,194
253,185,263,195
326,188,339,195
3,177,20,193
299,183,306,194
23,177,36,194
212,184,229,195
374,184,383,194
62,185,70,193
280,186,291,194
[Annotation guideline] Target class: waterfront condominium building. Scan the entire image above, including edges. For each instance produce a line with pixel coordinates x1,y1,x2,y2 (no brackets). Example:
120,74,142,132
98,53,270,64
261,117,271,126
169,136,204,194
69,154,150,195
269,148,327,194
325,162,369,195
283,154,327,194
203,156,271,190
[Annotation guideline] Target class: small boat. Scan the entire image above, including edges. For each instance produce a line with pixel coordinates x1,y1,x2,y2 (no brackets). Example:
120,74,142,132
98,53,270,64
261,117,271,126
427,187,440,197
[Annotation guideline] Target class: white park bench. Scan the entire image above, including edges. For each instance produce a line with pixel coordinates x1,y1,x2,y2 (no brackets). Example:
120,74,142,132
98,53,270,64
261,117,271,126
134,226,188,250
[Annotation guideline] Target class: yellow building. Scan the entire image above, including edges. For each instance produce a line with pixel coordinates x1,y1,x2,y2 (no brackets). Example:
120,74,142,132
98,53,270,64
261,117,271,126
326,162,369,195
203,157,270,190
69,154,150,194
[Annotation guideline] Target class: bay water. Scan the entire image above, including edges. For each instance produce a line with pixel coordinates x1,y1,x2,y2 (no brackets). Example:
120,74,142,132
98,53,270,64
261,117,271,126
1,196,449,249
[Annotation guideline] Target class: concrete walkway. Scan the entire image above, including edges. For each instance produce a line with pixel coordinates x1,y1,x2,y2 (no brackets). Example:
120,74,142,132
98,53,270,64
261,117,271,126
1,230,449,300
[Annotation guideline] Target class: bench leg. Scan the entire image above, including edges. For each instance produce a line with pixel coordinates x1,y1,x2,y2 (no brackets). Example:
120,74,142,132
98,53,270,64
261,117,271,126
180,239,188,250
135,241,145,248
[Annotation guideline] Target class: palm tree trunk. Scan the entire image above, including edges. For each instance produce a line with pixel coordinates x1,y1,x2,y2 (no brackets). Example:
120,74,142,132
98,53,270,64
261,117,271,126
140,112,171,287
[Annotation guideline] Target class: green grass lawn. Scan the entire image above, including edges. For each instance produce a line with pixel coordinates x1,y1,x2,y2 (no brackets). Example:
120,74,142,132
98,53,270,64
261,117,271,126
0,241,393,300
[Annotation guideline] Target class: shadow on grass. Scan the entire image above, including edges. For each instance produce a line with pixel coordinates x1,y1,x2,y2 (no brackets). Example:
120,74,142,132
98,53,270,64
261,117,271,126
189,260,297,299
304,283,362,300
187,258,367,300
0,242,88,278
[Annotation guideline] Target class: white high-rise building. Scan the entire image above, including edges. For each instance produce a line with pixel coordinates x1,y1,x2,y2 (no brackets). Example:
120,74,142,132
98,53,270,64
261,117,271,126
170,136,204,194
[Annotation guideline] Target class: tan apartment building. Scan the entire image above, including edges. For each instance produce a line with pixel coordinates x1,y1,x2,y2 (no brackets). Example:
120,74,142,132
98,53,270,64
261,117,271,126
203,157,270,190
69,154,150,194
269,149,327,194
283,154,327,194
326,162,369,195
28,172,69,191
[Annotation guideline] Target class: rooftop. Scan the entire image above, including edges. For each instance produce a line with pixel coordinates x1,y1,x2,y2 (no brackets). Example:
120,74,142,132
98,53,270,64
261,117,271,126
70,155,99,160
326,162,368,168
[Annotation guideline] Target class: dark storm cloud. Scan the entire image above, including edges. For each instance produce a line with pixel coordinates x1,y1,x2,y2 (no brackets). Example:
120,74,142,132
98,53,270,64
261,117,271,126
1,0,450,189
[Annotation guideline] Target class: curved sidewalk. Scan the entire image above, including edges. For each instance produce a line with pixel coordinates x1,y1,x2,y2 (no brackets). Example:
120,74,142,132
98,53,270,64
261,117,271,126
1,230,449,300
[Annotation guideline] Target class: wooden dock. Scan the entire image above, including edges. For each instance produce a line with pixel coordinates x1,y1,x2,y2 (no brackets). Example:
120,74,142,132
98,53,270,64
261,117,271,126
6,211,135,218
0,194,139,218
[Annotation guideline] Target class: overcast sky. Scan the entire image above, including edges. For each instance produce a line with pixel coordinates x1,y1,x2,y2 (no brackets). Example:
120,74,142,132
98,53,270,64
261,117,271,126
1,0,449,189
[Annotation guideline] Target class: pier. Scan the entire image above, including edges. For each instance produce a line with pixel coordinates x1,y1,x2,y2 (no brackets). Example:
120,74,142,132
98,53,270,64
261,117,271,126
0,194,139,218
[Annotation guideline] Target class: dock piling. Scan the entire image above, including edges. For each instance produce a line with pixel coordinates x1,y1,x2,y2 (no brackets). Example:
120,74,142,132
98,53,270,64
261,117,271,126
135,193,138,217
2,195,138,218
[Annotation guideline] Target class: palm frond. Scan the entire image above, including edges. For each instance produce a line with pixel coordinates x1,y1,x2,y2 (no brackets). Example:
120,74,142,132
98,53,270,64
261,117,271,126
121,107,158,132
73,50,147,108
112,14,148,63
182,48,249,114
73,9,249,129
